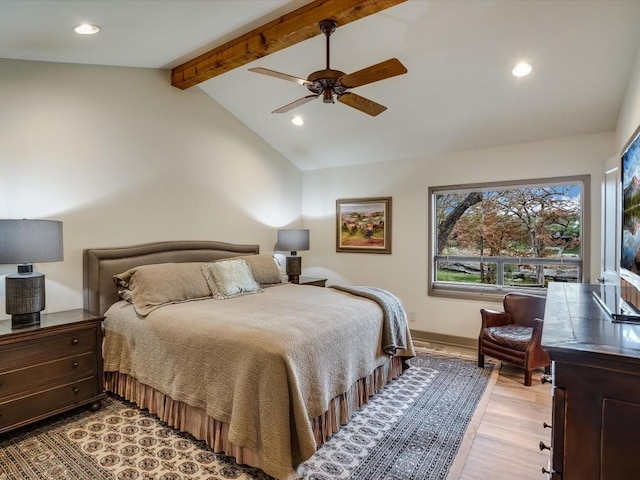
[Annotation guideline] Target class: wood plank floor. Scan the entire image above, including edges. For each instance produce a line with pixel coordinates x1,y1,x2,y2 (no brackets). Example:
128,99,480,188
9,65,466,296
417,342,553,479
458,363,552,480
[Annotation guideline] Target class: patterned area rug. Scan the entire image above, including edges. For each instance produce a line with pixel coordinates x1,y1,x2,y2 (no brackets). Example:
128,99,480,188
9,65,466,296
0,351,496,480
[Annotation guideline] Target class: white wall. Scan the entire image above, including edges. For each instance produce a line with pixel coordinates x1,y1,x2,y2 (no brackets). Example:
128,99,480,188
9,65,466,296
0,59,302,318
617,45,640,154
301,132,614,341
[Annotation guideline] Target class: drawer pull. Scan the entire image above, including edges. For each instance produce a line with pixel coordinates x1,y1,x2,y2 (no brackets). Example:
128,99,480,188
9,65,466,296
72,361,79,368
73,387,79,394
72,339,79,345
543,422,552,429
539,441,551,451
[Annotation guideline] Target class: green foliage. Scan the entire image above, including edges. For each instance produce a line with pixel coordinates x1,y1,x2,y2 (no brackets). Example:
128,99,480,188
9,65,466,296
436,270,482,283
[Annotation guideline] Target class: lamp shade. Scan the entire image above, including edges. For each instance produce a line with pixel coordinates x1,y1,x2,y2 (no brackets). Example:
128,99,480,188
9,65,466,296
277,229,310,254
0,219,64,264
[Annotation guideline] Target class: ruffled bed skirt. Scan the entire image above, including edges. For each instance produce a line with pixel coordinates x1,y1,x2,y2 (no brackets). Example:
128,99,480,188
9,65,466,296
105,355,404,477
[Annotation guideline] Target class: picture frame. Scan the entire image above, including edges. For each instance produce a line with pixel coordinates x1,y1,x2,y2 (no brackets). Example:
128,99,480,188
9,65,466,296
336,197,392,253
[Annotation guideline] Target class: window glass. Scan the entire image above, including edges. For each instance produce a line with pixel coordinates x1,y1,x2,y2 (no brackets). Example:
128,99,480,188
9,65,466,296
429,176,589,298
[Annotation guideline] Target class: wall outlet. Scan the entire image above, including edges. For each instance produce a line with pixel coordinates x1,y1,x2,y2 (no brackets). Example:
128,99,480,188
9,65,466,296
408,312,416,323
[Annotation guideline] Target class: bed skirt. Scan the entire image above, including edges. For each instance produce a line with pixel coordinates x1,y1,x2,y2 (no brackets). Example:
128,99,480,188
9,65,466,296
105,355,405,478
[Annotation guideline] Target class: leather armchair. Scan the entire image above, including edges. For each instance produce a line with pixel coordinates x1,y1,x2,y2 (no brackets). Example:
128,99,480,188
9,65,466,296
478,292,550,386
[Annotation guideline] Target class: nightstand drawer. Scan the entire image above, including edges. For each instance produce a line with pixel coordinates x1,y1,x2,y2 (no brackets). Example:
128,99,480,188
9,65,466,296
0,352,97,400
0,376,98,430
0,328,96,369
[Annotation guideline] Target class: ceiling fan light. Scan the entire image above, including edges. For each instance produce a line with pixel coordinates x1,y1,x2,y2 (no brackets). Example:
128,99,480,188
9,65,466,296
512,62,532,77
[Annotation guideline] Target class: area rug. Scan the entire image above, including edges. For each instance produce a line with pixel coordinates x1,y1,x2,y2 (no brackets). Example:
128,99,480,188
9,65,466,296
0,351,497,480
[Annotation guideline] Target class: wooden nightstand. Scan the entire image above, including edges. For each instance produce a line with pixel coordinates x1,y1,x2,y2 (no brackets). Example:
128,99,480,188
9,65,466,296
0,309,105,434
298,276,327,287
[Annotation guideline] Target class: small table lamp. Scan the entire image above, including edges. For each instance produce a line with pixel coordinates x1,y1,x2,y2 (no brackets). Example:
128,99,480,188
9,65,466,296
0,219,64,329
277,229,310,284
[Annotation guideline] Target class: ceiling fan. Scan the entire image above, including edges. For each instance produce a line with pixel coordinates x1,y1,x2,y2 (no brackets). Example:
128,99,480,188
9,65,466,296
248,18,407,117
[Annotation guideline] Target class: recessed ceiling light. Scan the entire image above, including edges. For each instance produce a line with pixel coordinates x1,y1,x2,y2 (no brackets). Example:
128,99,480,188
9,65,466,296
74,23,101,35
291,116,304,126
512,62,532,77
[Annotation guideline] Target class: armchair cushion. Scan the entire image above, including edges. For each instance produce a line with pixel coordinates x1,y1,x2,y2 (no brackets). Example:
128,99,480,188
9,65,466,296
484,325,532,351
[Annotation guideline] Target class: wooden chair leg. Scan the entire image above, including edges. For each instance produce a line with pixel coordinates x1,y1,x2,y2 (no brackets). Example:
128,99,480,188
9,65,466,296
478,351,485,368
524,369,533,387
544,364,551,374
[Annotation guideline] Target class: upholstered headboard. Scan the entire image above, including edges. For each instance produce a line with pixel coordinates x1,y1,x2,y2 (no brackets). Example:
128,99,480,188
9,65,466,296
83,240,260,315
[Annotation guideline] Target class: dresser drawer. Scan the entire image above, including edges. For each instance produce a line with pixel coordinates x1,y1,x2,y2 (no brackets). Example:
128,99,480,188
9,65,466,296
0,351,97,400
0,328,96,369
0,376,98,430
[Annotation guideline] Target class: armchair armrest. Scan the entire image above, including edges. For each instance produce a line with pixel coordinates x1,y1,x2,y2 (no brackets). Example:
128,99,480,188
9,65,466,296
480,309,513,328
525,318,550,368
526,318,545,352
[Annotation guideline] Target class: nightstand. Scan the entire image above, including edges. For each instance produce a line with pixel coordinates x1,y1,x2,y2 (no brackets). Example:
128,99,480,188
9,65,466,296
0,309,105,434
298,276,327,287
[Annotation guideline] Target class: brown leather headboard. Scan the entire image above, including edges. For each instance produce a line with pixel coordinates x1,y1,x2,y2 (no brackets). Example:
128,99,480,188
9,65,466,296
83,240,260,316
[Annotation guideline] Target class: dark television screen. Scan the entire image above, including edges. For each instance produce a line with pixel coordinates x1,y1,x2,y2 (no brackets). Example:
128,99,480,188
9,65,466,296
621,126,640,279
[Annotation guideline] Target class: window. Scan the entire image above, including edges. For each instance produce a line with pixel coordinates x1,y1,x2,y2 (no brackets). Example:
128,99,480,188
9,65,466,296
428,175,590,299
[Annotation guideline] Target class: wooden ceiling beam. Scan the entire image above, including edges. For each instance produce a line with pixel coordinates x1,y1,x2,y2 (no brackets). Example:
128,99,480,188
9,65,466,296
171,0,407,90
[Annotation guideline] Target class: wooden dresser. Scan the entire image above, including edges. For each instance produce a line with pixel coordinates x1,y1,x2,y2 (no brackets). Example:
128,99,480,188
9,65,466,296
542,283,640,480
0,309,105,434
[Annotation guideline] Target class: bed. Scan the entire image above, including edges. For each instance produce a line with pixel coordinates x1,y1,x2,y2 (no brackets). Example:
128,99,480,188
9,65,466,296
83,240,415,479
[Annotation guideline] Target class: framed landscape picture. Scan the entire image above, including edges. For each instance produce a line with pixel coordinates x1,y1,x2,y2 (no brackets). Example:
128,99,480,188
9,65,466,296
336,197,392,253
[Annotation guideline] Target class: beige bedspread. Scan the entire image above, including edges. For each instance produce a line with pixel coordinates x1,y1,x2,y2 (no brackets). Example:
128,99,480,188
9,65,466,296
103,283,415,479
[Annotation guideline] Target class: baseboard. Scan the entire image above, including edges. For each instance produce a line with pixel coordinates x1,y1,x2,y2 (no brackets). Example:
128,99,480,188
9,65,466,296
410,329,477,349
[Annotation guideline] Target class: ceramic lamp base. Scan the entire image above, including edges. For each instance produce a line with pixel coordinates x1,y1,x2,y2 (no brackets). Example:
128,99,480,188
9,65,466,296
5,271,45,329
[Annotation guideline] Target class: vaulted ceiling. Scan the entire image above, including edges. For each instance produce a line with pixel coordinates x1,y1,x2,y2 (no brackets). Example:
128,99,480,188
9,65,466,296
1,0,640,171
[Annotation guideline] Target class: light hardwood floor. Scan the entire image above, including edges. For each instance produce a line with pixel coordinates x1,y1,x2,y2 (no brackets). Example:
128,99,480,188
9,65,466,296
458,363,552,480
418,342,553,479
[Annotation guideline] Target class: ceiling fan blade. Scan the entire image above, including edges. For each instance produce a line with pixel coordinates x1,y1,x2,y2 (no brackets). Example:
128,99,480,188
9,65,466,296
338,92,387,116
272,94,320,114
248,67,314,87
339,58,407,89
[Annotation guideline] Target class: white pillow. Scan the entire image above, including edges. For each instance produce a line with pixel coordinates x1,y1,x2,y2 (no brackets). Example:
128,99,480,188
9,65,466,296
202,259,262,299
272,253,289,284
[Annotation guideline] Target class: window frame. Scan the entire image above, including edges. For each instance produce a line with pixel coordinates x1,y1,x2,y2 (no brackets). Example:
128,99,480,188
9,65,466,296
427,175,591,301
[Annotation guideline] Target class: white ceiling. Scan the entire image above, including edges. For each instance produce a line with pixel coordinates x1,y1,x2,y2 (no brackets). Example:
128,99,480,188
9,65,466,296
1,0,639,171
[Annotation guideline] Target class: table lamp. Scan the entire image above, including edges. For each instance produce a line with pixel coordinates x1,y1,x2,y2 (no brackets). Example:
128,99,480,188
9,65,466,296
277,229,309,284
0,219,64,329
